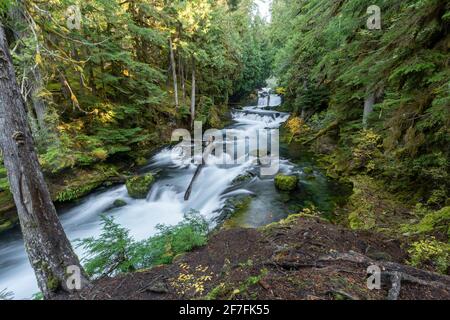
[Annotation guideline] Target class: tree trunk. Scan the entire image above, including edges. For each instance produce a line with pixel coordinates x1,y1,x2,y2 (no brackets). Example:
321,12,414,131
301,80,307,119
169,37,179,110
29,67,47,131
190,58,196,129
8,1,47,134
363,92,376,129
180,55,186,106
0,25,89,299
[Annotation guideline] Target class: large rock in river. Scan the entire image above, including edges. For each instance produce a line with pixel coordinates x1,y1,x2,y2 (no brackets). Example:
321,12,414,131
274,174,299,192
126,173,155,199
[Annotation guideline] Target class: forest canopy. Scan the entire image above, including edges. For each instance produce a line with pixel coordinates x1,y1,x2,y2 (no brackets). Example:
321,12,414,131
0,0,270,176
269,0,450,206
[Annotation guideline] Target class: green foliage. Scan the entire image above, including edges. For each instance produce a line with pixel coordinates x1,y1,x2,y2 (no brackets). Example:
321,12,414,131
78,211,209,279
232,268,269,298
270,0,450,205
56,182,102,202
0,161,9,192
6,0,269,179
77,216,136,278
402,206,450,237
407,238,450,274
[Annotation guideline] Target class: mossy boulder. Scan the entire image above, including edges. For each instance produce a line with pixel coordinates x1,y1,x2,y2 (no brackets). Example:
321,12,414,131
113,199,127,208
231,172,255,186
303,167,314,174
274,174,299,192
126,174,155,199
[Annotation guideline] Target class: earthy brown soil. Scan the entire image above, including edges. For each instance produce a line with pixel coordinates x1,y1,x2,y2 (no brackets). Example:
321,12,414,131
63,215,450,300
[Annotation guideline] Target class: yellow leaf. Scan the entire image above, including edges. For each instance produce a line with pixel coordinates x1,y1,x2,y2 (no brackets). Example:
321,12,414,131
71,94,79,105
35,53,42,65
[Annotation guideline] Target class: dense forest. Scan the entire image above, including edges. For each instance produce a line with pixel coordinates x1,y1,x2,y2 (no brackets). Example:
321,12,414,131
0,0,269,176
0,0,449,301
271,0,449,206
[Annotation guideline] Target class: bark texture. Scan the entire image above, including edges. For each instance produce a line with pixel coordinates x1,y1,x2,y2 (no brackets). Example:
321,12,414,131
9,1,47,133
0,25,89,299
363,92,376,129
169,37,179,110
190,58,196,128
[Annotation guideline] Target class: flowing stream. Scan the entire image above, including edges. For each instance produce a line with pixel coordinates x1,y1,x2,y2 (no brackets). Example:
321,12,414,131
0,92,347,299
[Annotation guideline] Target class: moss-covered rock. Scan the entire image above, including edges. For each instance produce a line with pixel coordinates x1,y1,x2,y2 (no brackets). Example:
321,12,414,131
113,199,127,208
126,173,155,199
56,182,102,202
303,167,314,174
222,196,253,229
274,174,299,191
231,172,254,186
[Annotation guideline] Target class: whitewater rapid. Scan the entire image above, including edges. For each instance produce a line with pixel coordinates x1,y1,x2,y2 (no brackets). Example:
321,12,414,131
0,93,290,299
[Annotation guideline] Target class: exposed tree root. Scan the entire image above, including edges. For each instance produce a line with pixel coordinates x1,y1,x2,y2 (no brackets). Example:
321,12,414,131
318,251,450,300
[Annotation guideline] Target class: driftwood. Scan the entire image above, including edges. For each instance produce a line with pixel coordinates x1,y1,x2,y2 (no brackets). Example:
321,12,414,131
184,138,214,201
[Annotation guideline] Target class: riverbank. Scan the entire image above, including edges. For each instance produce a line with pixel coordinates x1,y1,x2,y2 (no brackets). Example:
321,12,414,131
0,147,162,234
63,214,450,300
0,104,236,235
56,107,449,300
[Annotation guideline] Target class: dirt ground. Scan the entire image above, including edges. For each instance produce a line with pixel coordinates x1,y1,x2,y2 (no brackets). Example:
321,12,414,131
66,215,450,300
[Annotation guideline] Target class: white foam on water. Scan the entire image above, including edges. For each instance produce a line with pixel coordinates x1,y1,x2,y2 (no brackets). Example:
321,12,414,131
0,91,287,299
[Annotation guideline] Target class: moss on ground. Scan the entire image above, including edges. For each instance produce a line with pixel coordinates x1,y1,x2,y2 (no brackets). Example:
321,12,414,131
344,175,412,234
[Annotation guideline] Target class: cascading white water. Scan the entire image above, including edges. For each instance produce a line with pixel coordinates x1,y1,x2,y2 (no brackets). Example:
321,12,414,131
0,91,292,299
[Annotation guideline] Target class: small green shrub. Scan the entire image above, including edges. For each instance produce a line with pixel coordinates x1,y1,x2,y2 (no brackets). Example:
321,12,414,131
78,216,136,278
407,238,450,274
78,210,209,278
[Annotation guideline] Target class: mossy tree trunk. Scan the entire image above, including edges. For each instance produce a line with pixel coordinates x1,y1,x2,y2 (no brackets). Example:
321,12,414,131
363,92,375,129
8,1,48,135
0,25,89,299
169,37,179,110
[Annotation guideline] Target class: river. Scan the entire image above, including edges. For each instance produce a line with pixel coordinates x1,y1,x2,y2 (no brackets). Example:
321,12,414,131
0,92,346,299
